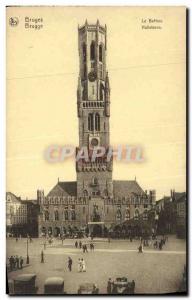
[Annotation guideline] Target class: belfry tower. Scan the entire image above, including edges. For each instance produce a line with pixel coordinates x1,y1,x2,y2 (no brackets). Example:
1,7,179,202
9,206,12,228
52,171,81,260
76,20,113,200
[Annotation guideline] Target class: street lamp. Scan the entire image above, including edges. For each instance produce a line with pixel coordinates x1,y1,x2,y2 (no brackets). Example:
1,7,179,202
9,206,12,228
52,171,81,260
26,236,29,264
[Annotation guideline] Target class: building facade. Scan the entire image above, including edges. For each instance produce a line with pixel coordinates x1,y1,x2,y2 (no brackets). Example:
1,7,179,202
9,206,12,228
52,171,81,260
6,192,39,237
38,21,156,237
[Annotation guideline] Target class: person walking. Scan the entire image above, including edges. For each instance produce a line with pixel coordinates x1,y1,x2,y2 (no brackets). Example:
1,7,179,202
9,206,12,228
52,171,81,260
107,278,113,294
41,250,44,263
138,244,143,253
82,258,86,272
84,244,88,253
16,255,19,269
79,241,82,249
68,257,73,272
78,258,82,272
19,256,23,269
75,240,78,248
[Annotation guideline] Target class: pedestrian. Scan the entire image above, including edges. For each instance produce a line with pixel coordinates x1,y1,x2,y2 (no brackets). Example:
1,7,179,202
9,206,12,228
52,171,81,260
131,280,135,293
84,244,88,253
16,255,19,269
41,250,44,263
75,240,78,248
108,236,111,243
81,258,86,272
13,256,16,269
138,244,143,253
16,237,18,242
107,278,113,294
79,241,82,249
78,258,82,272
44,241,46,250
9,256,13,271
19,256,23,269
68,257,72,272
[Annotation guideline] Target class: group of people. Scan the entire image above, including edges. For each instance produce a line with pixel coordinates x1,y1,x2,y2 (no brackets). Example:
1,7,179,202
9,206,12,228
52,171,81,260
7,255,24,271
153,237,167,250
75,240,95,252
67,257,86,272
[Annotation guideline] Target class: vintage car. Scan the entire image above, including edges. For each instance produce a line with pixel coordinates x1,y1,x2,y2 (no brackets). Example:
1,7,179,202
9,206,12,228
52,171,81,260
112,277,135,294
13,274,38,295
44,277,65,294
78,283,99,294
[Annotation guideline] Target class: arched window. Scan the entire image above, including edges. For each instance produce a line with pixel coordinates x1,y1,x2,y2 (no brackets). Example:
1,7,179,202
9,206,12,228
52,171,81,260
83,64,87,78
44,210,49,221
134,209,139,220
92,177,98,185
82,84,87,100
116,209,122,220
125,209,130,220
82,43,86,62
143,210,148,221
64,210,68,221
83,190,88,197
95,113,100,131
99,83,105,101
90,41,95,60
54,210,59,221
99,44,103,62
71,210,76,220
88,113,94,131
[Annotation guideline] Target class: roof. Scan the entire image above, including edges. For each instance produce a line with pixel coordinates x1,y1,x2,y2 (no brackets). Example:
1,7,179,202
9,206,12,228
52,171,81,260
44,277,64,286
175,192,186,203
47,181,77,197
113,180,145,198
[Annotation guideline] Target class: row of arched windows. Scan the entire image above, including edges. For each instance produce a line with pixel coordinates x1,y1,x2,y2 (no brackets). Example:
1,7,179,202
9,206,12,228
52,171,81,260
44,210,76,221
82,42,103,62
88,113,100,131
116,209,148,221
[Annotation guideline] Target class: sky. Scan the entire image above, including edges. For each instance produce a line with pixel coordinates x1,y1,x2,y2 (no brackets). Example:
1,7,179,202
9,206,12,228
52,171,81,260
6,6,186,200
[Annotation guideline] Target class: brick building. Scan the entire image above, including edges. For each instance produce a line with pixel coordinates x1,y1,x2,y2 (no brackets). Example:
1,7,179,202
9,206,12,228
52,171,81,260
38,21,156,237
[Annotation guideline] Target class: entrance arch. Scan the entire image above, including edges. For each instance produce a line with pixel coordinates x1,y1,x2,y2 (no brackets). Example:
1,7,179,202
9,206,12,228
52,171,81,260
54,227,60,237
92,224,103,237
48,227,52,236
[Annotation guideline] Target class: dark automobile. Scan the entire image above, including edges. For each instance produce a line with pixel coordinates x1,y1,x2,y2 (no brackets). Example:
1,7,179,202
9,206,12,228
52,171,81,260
78,283,99,294
13,274,38,295
112,277,135,294
44,277,65,294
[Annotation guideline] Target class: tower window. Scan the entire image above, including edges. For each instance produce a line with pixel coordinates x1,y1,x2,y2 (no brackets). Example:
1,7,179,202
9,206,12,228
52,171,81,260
44,210,49,221
95,113,100,131
82,83,87,100
82,43,86,62
54,210,59,221
64,210,68,221
83,64,87,78
99,44,103,62
88,113,94,131
100,83,104,101
90,41,95,60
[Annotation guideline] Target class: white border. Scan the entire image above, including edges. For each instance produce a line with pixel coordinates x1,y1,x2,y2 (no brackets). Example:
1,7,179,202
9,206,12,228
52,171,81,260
0,1,190,299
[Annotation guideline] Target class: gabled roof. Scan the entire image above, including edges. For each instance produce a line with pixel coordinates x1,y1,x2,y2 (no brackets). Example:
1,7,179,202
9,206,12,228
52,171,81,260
6,192,21,203
113,180,145,198
47,181,77,197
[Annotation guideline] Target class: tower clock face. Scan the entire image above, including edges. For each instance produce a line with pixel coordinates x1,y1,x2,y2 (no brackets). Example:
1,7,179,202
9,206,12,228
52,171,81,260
88,71,96,82
91,138,99,146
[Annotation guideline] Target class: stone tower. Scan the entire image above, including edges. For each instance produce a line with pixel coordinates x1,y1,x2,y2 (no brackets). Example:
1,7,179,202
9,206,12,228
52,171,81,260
76,20,113,199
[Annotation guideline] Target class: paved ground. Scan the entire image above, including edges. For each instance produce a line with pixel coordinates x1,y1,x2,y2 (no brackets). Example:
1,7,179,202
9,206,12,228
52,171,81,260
7,236,186,294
